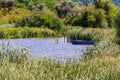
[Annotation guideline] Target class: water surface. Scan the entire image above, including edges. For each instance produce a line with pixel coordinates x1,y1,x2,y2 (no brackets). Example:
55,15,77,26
0,38,87,61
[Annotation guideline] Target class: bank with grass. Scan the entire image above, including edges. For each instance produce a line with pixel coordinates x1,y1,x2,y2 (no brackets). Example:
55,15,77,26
0,27,61,39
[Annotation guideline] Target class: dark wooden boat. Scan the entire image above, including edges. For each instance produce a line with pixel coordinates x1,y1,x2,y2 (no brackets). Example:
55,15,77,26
72,40,94,45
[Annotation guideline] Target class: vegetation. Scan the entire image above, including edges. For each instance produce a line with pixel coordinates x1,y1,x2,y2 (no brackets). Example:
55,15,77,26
67,27,115,42
0,43,119,80
16,0,62,11
0,27,61,39
55,0,82,18
0,0,15,11
66,0,117,28
15,11,63,32
0,0,120,80
71,7,108,28
0,8,31,24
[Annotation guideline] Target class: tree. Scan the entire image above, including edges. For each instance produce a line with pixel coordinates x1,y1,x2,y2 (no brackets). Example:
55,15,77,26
94,0,117,27
0,0,15,10
55,0,82,18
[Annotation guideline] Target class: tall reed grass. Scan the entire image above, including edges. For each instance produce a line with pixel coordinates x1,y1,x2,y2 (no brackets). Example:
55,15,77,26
84,40,120,58
0,27,119,80
0,27,61,39
67,27,116,42
0,43,119,80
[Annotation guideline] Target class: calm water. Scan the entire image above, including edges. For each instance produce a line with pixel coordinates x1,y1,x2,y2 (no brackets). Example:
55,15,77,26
0,38,87,61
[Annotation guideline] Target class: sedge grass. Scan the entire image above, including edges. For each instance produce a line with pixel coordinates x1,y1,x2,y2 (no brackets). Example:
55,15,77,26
0,27,119,80
0,43,119,80
67,27,116,42
0,52,119,80
0,27,61,39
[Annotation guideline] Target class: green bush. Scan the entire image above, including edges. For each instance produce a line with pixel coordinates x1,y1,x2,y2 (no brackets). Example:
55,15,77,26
55,0,82,18
0,0,15,10
16,0,61,11
94,0,117,27
71,7,107,28
15,12,63,31
66,0,117,28
115,11,120,38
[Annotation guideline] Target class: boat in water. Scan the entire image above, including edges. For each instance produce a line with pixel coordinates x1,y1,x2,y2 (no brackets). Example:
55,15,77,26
72,40,94,45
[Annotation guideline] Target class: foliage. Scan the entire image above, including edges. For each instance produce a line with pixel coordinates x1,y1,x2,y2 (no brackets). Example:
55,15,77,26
0,27,61,39
115,11,120,39
16,0,62,11
0,44,119,80
15,12,63,31
66,0,117,28
0,0,15,10
55,0,82,18
84,41,120,58
0,43,29,63
69,6,108,28
67,27,116,42
0,8,31,24
94,0,117,27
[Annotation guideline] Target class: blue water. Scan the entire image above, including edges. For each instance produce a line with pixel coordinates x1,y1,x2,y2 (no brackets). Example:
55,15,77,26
0,38,87,61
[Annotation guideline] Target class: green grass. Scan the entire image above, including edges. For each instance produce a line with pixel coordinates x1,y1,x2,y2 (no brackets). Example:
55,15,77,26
0,44,119,80
0,27,61,39
67,27,116,42
0,27,119,80
0,56,120,80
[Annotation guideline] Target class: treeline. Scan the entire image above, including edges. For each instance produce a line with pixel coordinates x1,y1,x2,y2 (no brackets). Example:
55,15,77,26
1,0,120,30
73,0,120,6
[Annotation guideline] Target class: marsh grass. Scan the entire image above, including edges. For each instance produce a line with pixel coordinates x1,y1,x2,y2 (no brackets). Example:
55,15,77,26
0,27,61,39
0,27,119,80
67,27,116,42
0,44,119,80
84,40,120,59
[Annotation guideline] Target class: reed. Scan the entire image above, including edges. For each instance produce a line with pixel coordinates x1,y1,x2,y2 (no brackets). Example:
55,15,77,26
0,43,119,80
0,27,61,39
0,27,119,80
67,27,116,42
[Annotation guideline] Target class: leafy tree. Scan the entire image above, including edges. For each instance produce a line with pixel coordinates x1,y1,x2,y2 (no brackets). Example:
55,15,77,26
115,11,120,38
70,6,107,28
15,11,63,31
0,0,15,10
55,0,82,18
94,0,117,27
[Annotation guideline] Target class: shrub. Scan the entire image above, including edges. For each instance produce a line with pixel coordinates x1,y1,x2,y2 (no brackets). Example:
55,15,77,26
115,11,120,38
16,0,60,11
55,0,82,18
0,0,15,10
94,0,117,27
71,7,107,28
0,8,31,24
66,0,117,28
15,12,63,31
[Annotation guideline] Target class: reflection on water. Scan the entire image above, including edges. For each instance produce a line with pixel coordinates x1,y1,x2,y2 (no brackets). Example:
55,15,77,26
0,38,87,61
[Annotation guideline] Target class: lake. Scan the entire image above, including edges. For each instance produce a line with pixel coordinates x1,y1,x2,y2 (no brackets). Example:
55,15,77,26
0,38,87,61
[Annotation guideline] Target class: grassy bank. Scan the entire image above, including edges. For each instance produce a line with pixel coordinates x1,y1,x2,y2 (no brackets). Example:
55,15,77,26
0,44,119,80
67,27,116,42
0,27,61,39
